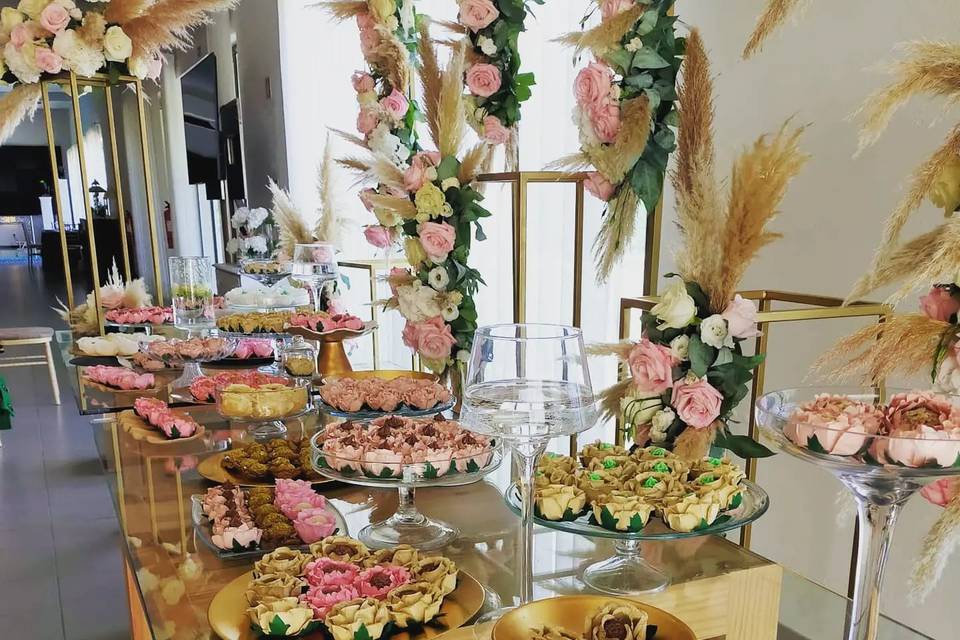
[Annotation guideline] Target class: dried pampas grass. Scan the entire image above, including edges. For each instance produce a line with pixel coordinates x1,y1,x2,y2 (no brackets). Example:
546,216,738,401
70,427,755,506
846,225,945,304
586,341,635,360
671,29,725,300
673,424,717,460
105,0,153,24
438,40,467,158
370,26,410,94
269,178,313,261
855,41,960,152
743,0,806,59
314,140,343,246
713,122,809,309
593,187,640,283
596,379,633,424
366,193,418,220
813,314,948,384
587,96,653,185
418,22,443,148
458,143,491,185
315,0,367,22
125,0,237,59
337,156,372,174
328,127,367,151
910,493,960,603
78,12,107,45
545,152,592,172
554,4,645,57
0,84,41,147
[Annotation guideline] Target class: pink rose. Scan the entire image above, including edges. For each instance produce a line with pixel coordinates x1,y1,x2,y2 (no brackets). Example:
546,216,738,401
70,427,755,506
721,294,762,339
671,378,723,429
351,71,375,93
465,63,502,98
356,12,376,31
600,0,635,21
920,286,960,322
10,23,33,49
417,221,456,263
458,0,499,32
574,62,614,110
359,26,380,58
482,115,510,144
359,188,377,211
364,225,393,249
627,338,676,394
922,478,960,507
403,154,430,192
39,3,70,34
584,172,615,201
402,320,420,350
357,109,379,135
380,87,409,121
422,151,441,165
590,101,621,143
415,316,457,361
34,47,63,74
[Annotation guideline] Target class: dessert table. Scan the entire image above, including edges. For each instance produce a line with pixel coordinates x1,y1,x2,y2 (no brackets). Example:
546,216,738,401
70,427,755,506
86,405,934,640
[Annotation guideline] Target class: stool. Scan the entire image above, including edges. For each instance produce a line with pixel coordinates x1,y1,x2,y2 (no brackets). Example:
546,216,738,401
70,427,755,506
0,327,60,405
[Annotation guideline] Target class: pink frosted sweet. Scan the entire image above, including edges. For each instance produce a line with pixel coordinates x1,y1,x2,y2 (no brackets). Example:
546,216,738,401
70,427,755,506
355,564,412,599
304,558,360,588
785,394,883,456
292,507,338,543
301,582,361,619
211,523,261,551
362,448,404,477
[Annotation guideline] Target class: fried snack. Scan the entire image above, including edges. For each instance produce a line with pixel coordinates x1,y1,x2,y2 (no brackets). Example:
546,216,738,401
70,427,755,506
216,311,291,334
535,484,587,521
253,547,311,578
584,602,649,640
310,536,370,564
592,492,655,533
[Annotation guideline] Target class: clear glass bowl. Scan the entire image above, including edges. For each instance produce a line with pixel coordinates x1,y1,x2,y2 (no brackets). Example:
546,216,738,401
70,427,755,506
309,429,503,550
214,378,312,423
756,387,960,640
238,258,292,286
141,337,237,388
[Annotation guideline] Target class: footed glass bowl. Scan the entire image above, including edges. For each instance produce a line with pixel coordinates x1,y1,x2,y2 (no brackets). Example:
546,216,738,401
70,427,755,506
504,479,768,595
756,387,960,640
310,431,503,550
238,259,292,286
141,337,237,389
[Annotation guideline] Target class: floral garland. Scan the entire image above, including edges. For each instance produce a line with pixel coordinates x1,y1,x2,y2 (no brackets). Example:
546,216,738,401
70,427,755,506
554,0,682,280
453,0,542,149
615,279,772,459
321,0,422,250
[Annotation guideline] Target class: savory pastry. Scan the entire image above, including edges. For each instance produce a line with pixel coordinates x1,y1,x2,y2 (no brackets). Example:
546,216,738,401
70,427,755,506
244,573,306,606
584,602,649,640
218,383,308,420
412,556,458,595
663,494,721,533
579,441,629,467
575,469,621,504
386,581,444,628
325,598,390,640
246,597,318,638
535,484,587,521
363,545,420,569
531,626,582,640
216,311,291,334
310,536,370,564
537,452,579,475
592,492,655,532
690,472,744,510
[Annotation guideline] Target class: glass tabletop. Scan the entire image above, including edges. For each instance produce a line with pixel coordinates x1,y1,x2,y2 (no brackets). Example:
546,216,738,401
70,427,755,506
86,404,934,640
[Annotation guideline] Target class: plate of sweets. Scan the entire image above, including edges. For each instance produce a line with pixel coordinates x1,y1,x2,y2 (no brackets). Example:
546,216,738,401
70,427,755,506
318,372,454,419
207,338,276,368
123,398,204,444
207,535,484,640
188,371,290,403
104,306,173,326
141,336,236,365
491,596,695,640
239,259,293,285
217,311,292,336
192,479,347,559
82,365,156,391
198,439,329,487
286,312,375,341
225,280,311,311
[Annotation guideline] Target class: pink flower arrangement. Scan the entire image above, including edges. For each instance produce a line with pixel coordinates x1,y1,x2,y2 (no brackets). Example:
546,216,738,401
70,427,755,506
302,583,360,619
351,71,375,93
407,316,457,361
39,3,70,33
482,115,510,144
417,221,457,263
466,63,502,98
922,478,960,507
356,565,412,599
671,378,724,429
357,109,379,136
458,0,500,31
34,47,63,73
364,225,393,249
627,339,677,394
919,286,960,323
403,153,438,192
380,88,409,121
574,62,614,111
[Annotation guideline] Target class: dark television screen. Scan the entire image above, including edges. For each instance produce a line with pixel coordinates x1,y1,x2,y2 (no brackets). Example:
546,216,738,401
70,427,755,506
181,54,220,188
0,145,64,215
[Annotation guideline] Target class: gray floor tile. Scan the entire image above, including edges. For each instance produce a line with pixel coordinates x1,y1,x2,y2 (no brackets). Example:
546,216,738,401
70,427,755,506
0,607,65,640
61,591,131,640
52,517,125,601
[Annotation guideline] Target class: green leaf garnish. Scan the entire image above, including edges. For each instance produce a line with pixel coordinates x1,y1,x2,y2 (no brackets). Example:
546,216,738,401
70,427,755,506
642,477,659,489
603,458,618,469
650,448,666,458
589,472,602,481
652,461,670,473
267,615,290,637
698,474,716,485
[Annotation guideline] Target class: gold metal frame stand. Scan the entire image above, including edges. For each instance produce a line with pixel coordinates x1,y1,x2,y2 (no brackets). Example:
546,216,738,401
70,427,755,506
40,72,165,333
618,290,890,547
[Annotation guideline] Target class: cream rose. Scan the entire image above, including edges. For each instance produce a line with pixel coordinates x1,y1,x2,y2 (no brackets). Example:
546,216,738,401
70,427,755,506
1,7,24,35
17,0,46,20
700,313,732,349
326,598,390,640
650,279,697,330
102,25,132,62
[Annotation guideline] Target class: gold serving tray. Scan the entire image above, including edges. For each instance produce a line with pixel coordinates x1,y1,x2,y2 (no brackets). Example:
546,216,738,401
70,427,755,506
491,596,696,640
208,569,484,640
321,369,440,383
197,451,333,487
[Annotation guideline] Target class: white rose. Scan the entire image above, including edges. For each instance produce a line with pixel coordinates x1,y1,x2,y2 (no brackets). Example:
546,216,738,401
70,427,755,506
625,37,643,53
669,334,689,361
231,208,249,229
456,349,470,363
622,392,661,426
651,408,675,432
700,314,732,349
102,25,132,62
357,90,378,107
478,35,497,56
128,54,149,79
53,29,105,77
397,281,441,323
935,356,960,395
17,0,46,19
54,0,82,20
225,238,240,255
441,303,459,322
245,207,269,230
651,280,697,330
1,7,24,34
4,41,40,84
574,106,600,148
428,266,449,291
440,177,460,191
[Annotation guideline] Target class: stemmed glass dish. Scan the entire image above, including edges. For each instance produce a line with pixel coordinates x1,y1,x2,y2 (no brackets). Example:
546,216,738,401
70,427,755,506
756,387,960,640
290,243,339,313
168,256,216,332
459,324,598,618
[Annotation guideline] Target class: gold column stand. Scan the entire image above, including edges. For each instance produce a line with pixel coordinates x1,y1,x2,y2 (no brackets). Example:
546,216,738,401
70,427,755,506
618,290,890,548
317,338,353,377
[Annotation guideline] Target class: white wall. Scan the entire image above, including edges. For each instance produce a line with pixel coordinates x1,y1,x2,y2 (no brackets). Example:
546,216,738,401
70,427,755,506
659,2,960,638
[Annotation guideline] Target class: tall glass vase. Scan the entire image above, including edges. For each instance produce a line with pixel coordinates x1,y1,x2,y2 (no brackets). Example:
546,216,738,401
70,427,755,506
168,256,214,333
756,387,960,640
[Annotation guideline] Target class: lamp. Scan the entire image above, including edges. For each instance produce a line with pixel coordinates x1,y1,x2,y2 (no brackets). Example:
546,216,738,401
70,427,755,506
88,179,108,217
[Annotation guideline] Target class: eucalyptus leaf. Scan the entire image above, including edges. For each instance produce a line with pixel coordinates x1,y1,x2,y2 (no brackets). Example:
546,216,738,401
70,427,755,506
631,47,671,69
714,431,774,459
688,335,715,378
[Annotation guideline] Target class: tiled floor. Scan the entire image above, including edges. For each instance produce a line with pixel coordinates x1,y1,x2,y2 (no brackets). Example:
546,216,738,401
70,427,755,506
0,259,129,640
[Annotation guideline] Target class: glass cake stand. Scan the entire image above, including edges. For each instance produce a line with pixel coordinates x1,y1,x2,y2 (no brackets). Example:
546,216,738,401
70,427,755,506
310,432,503,550
238,259,293,286
756,387,960,640
504,479,769,595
